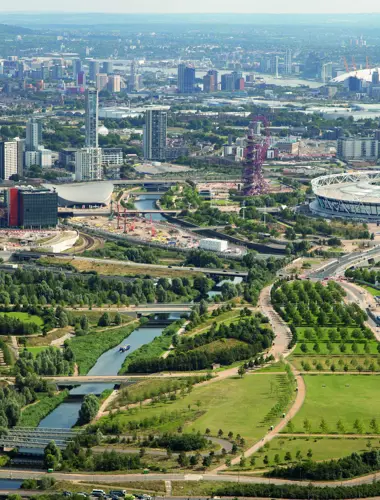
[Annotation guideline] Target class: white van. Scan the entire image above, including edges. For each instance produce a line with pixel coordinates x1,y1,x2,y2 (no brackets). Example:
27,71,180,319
92,490,106,497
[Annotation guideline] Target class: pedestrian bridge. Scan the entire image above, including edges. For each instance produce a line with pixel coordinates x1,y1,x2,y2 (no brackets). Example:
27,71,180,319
0,427,79,450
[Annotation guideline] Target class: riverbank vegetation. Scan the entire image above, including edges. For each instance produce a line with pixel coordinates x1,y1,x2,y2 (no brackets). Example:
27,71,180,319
68,321,138,375
18,390,69,427
126,313,273,372
16,346,75,376
119,319,185,374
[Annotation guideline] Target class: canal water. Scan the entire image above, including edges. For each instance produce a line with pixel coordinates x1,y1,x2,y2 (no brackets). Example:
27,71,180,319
38,323,167,429
0,480,23,489
134,194,165,221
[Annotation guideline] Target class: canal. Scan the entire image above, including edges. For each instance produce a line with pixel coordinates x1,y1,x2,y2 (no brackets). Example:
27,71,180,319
134,194,165,221
38,321,171,430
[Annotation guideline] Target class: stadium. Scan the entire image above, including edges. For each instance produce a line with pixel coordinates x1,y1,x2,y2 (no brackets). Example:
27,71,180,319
310,171,380,220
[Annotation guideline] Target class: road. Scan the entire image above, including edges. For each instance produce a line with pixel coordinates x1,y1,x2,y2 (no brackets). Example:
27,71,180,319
310,244,380,279
3,469,380,488
51,254,248,278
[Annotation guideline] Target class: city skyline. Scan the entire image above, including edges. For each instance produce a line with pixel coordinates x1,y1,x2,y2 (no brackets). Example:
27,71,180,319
1,1,380,13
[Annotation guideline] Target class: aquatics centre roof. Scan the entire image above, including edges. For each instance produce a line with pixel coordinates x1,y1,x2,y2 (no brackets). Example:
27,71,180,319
43,181,113,206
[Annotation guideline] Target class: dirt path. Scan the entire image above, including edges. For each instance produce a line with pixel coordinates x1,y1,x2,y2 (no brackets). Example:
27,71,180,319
259,285,293,360
210,365,306,473
94,389,119,422
50,332,74,347
10,336,19,360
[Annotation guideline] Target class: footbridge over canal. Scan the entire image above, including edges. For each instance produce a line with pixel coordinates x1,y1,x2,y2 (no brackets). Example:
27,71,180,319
0,427,79,450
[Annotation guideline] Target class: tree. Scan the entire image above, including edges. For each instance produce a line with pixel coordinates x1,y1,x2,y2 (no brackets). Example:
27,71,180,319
319,418,328,433
78,394,100,425
218,429,224,438
98,312,111,327
114,313,122,325
238,365,246,378
178,451,189,467
303,418,311,434
44,440,61,469
250,456,256,466
307,448,313,459
240,455,246,467
284,451,292,461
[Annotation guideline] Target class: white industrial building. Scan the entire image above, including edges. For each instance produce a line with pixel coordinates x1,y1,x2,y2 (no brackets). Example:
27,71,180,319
199,238,228,252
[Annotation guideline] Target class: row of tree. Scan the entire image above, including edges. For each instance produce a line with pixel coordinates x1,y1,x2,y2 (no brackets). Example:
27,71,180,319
16,346,75,377
266,450,380,481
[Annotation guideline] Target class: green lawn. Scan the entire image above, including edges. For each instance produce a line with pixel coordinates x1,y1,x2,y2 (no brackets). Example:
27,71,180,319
98,374,295,446
1,312,43,326
230,436,380,470
295,326,372,343
362,285,380,297
25,346,50,356
290,375,380,433
185,310,241,337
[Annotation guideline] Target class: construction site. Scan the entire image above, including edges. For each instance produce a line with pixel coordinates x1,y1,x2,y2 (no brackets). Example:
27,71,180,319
0,229,79,253
70,214,201,249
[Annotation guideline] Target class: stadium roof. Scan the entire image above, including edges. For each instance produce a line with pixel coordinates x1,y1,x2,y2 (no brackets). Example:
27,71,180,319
43,181,113,206
332,68,380,84
312,172,380,204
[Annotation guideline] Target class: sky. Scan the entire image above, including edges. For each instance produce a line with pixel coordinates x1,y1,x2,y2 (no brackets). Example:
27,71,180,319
2,0,380,13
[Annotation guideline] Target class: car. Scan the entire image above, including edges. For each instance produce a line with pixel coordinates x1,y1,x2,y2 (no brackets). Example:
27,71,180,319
76,494,88,498
190,267,194,270
168,265,172,268
63,492,72,497
223,270,227,273
109,491,126,498
92,490,106,498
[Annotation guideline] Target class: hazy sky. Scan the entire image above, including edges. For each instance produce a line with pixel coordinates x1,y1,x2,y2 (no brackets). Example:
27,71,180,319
1,0,380,13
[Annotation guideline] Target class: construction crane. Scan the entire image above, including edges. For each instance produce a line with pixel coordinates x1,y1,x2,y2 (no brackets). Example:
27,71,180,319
352,56,357,71
242,116,270,196
342,57,350,73
366,56,370,69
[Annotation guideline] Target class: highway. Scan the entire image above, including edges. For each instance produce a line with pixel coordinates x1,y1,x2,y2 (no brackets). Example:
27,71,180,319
310,244,380,279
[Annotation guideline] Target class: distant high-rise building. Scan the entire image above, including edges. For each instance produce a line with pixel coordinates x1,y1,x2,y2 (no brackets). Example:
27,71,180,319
102,61,113,75
89,60,100,81
108,75,121,93
284,49,292,75
52,64,64,80
0,141,18,180
177,63,196,93
96,73,108,91
73,58,82,80
75,148,103,181
77,71,86,86
85,88,98,148
40,63,49,80
203,70,218,92
25,118,42,152
321,62,333,83
372,70,380,85
15,137,24,176
270,55,279,77
143,109,167,161
129,61,137,91
221,73,235,91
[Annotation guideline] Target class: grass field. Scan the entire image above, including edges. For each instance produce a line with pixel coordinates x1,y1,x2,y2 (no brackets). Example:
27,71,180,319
185,310,241,337
290,375,380,433
362,285,380,297
110,378,198,409
25,346,50,356
229,436,380,470
99,374,294,446
41,257,201,279
1,312,43,326
25,327,72,347
70,310,133,326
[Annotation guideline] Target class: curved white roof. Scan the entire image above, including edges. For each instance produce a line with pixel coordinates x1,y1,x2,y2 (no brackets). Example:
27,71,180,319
43,181,113,206
332,68,380,83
